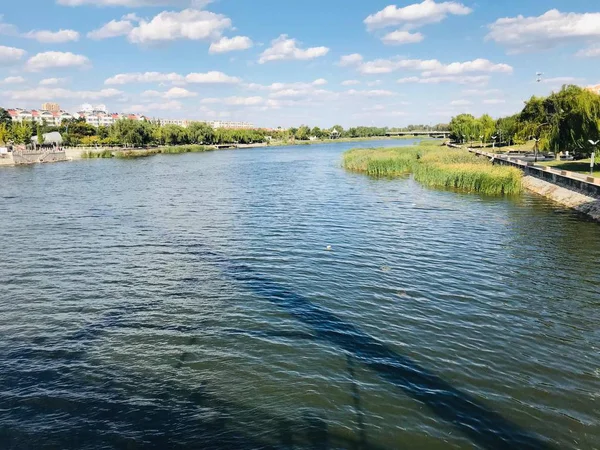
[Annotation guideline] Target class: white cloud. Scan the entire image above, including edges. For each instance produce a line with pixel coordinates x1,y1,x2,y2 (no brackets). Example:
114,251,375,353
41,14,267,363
128,100,183,113
422,58,513,76
366,80,382,87
163,87,197,98
450,99,472,106
209,36,253,53
365,0,472,30
185,71,240,83
57,0,198,6
24,29,80,43
341,80,360,86
541,76,582,85
202,96,264,106
128,8,231,44
338,53,363,66
105,72,185,85
5,87,122,101
259,34,329,64
142,87,196,99
313,78,327,86
576,46,600,58
381,30,424,45
397,75,490,85
359,57,512,76
25,51,90,71
483,99,506,105
345,89,396,97
462,88,502,96
88,19,135,39
0,45,26,65
1,76,25,84
486,9,600,54
40,77,68,85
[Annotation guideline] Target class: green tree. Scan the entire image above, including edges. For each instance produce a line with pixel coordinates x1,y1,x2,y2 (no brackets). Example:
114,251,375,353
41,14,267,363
36,123,44,146
0,108,12,127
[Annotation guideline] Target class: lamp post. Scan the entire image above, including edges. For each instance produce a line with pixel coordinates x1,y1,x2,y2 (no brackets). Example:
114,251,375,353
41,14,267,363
480,135,484,148
491,135,497,149
589,140,599,175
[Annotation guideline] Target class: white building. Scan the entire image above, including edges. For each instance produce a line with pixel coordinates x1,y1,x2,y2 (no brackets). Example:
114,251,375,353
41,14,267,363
7,108,74,126
209,120,253,129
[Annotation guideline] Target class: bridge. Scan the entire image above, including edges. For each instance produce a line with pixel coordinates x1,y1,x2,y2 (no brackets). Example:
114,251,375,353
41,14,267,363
386,131,450,138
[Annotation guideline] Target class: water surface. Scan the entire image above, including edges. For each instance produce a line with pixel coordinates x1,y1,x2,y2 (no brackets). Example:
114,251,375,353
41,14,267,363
1,139,598,449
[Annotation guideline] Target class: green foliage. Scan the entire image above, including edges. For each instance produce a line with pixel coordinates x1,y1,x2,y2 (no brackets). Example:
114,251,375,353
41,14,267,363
36,124,44,145
450,85,600,158
0,123,8,144
343,145,523,196
12,121,33,145
0,108,12,127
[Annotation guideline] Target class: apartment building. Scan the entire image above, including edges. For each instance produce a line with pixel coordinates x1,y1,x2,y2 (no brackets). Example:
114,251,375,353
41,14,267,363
7,108,74,126
41,102,60,113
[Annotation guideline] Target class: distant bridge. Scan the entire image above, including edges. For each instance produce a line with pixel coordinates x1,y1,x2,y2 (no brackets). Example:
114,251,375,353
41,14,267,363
386,131,450,137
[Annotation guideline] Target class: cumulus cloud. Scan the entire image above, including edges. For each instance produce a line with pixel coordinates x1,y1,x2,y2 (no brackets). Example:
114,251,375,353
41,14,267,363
486,9,600,54
209,36,253,53
359,58,512,76
128,100,183,113
341,80,360,86
365,0,472,30
24,29,80,43
483,99,506,105
345,89,396,97
202,96,264,106
142,87,197,99
105,72,185,85
381,30,424,45
128,8,231,44
185,71,240,83
338,53,363,66
57,0,199,6
0,76,25,84
88,19,135,39
0,45,26,65
450,99,472,106
5,87,122,101
397,75,491,85
25,51,90,71
40,77,69,85
576,46,600,58
259,34,329,64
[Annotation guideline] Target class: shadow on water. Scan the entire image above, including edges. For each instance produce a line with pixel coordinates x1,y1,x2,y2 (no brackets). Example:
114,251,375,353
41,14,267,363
225,261,555,450
1,238,555,449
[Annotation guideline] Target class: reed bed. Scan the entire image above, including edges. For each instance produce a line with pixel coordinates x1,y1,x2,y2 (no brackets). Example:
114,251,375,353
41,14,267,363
81,149,114,159
343,145,523,195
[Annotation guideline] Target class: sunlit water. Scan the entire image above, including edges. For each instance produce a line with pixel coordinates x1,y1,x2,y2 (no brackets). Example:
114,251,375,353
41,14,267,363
0,140,598,450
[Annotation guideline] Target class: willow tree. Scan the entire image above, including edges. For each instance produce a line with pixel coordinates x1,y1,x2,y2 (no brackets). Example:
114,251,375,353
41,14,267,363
518,85,600,157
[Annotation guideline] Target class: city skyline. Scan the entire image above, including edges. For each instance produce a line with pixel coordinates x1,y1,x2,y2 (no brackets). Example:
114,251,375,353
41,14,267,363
0,1,599,127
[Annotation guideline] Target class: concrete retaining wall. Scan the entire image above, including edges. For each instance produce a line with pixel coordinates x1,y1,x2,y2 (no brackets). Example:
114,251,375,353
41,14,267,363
12,150,67,165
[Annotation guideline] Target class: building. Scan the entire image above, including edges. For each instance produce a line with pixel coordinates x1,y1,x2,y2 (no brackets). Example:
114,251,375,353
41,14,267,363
41,102,60,112
585,84,600,95
208,120,253,129
7,108,74,126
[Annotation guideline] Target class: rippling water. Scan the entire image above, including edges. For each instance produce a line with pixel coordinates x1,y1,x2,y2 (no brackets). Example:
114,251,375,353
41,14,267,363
1,139,599,450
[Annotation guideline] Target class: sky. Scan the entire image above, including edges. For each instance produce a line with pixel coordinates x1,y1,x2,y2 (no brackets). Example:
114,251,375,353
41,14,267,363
0,0,599,128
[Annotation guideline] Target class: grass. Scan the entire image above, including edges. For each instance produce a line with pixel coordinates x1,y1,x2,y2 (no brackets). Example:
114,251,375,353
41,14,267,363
343,145,523,196
538,158,600,178
81,149,114,158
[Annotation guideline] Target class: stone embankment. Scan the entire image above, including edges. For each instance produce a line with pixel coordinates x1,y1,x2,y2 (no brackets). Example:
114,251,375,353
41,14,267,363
463,146,600,222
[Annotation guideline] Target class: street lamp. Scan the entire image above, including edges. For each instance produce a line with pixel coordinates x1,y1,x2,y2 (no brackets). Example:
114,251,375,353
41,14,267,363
589,140,599,175
491,135,497,149
480,135,484,147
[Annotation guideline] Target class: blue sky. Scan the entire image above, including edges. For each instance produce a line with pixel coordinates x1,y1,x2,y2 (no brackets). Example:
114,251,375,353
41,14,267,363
0,0,599,128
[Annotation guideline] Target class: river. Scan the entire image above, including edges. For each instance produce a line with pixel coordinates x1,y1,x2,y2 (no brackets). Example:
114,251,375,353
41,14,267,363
0,139,598,449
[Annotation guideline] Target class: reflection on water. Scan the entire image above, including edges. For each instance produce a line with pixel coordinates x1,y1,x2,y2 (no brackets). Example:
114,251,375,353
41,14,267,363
0,140,598,449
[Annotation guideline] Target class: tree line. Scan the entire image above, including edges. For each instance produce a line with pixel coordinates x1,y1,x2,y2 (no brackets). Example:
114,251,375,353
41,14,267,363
448,85,600,158
0,108,451,148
